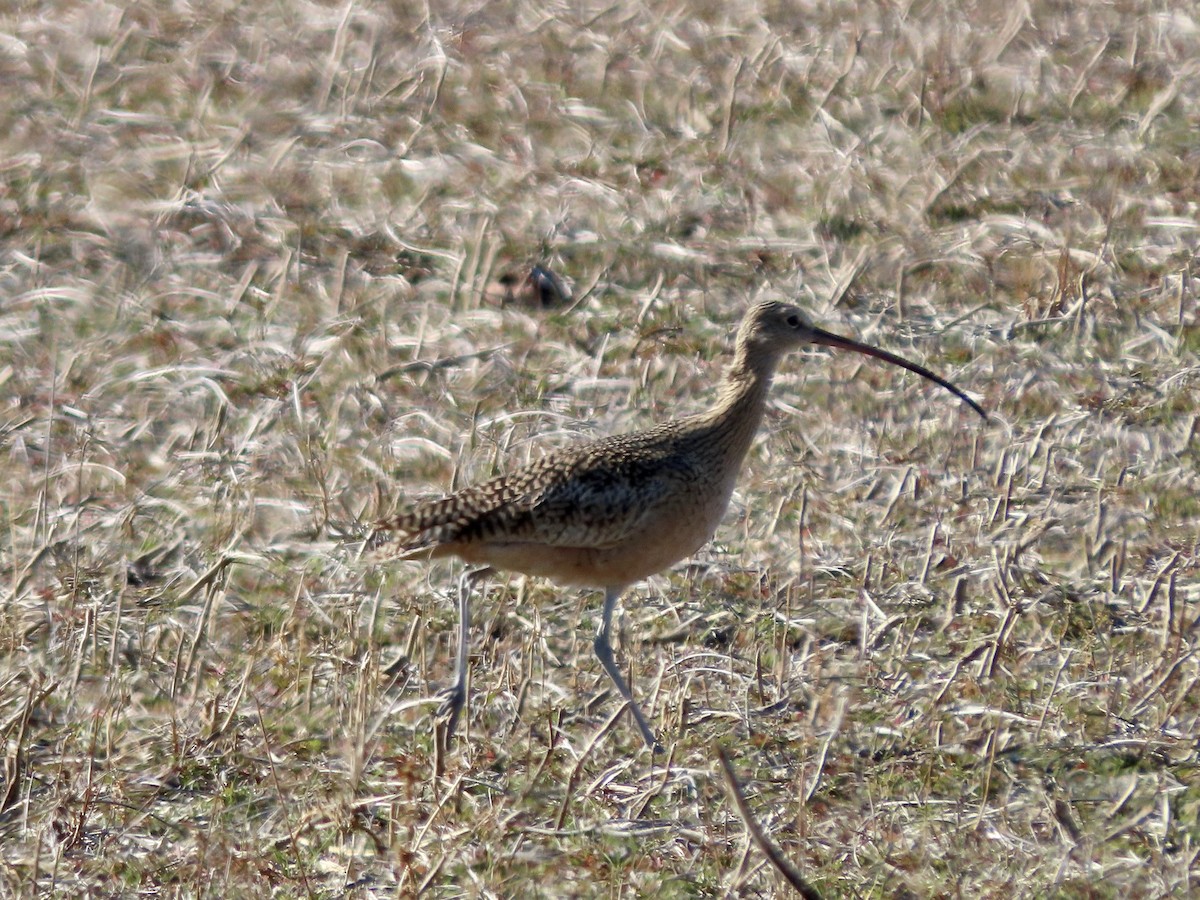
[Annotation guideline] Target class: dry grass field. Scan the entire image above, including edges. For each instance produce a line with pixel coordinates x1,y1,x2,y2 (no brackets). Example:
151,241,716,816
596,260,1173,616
2,0,1199,896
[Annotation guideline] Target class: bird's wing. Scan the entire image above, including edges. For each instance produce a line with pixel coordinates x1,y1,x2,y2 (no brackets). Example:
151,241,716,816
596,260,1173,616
520,439,683,548
384,427,686,551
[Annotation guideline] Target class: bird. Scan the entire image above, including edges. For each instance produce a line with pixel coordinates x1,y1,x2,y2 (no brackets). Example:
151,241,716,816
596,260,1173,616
379,300,987,752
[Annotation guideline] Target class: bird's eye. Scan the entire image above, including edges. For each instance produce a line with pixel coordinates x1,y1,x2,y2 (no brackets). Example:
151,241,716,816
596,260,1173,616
786,314,801,327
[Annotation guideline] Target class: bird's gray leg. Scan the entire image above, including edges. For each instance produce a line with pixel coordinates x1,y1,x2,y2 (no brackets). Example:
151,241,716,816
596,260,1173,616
439,566,491,744
593,586,663,753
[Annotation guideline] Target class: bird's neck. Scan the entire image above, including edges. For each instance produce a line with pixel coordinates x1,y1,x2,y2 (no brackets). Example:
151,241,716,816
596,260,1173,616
693,348,778,471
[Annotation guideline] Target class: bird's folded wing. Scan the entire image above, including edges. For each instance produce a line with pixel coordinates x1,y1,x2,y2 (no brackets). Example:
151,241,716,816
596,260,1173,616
516,454,678,549
388,430,687,551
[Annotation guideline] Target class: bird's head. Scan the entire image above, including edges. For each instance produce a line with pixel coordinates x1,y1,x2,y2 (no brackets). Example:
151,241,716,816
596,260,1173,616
736,300,824,356
735,299,987,419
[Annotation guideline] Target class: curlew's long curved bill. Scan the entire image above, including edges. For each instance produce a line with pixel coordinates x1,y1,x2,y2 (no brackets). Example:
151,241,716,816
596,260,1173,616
809,326,988,420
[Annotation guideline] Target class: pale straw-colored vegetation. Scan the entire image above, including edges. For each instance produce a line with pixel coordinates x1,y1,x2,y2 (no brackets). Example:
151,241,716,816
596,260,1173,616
1,1,1197,896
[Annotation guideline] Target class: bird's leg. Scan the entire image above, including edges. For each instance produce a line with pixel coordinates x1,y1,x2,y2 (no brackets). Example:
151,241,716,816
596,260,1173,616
438,566,492,745
593,586,663,753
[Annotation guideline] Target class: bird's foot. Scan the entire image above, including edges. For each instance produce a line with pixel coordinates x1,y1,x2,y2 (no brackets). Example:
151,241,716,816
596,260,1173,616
628,705,665,756
436,684,466,746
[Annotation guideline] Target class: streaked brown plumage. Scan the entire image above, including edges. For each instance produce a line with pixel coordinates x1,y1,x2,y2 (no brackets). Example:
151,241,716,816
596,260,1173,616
382,299,986,751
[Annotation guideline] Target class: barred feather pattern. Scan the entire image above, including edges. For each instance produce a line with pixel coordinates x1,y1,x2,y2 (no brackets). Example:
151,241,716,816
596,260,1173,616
383,417,713,554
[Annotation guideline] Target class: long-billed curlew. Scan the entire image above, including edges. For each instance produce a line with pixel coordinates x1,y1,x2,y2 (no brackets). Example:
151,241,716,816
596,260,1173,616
381,300,986,751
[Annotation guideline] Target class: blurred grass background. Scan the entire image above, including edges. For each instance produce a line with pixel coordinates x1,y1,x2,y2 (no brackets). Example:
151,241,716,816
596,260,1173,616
1,0,1198,896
